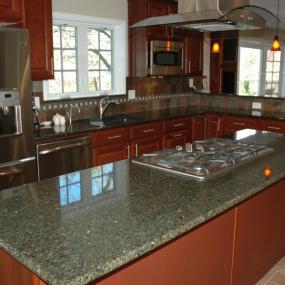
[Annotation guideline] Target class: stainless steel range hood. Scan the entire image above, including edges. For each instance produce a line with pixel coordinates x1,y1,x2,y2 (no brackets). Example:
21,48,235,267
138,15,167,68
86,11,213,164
130,0,283,32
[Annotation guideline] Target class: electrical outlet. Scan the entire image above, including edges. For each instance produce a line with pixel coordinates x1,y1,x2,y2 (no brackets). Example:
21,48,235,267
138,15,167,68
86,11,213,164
189,78,194,88
252,102,262,110
34,96,40,109
128,90,136,100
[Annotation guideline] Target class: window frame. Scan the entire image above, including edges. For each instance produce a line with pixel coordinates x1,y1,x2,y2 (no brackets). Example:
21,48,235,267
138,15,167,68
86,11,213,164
43,12,126,101
238,40,284,98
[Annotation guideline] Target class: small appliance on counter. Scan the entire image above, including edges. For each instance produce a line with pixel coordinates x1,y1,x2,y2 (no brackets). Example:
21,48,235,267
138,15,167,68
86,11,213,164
0,28,37,190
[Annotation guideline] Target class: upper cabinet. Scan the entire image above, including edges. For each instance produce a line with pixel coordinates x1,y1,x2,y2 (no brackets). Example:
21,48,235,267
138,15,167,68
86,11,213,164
184,30,204,76
0,0,54,81
129,0,203,77
24,0,54,80
0,0,23,23
210,31,239,95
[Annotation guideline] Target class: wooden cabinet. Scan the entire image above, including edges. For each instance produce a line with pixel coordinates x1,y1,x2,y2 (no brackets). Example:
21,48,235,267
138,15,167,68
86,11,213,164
163,130,190,149
205,114,223,139
92,128,130,166
24,0,54,80
184,30,204,76
232,179,285,285
130,122,162,158
162,117,190,148
191,115,205,142
259,119,285,133
128,0,185,76
97,209,235,285
0,0,23,23
223,115,257,135
210,32,239,94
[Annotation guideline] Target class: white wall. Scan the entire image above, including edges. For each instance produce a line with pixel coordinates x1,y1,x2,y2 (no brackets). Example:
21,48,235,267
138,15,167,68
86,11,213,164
52,0,128,21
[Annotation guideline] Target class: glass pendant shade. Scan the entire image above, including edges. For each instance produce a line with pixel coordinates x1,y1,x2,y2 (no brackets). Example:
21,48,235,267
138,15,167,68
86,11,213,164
212,42,220,54
271,35,281,51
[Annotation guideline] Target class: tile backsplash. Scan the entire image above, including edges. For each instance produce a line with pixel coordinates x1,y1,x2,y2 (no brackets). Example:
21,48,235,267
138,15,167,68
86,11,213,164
33,76,285,122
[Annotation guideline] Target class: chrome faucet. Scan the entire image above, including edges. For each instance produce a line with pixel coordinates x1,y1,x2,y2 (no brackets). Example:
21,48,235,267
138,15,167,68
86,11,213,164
99,96,119,120
66,104,81,125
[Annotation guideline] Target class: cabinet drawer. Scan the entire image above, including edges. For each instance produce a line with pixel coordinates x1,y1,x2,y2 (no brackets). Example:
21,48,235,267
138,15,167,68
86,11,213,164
260,119,285,133
131,136,162,158
93,143,129,166
223,116,257,134
131,122,161,140
163,130,190,149
93,128,130,147
163,117,189,133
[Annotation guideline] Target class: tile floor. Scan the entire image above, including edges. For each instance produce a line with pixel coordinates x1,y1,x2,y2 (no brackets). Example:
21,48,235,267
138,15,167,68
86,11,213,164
256,257,285,285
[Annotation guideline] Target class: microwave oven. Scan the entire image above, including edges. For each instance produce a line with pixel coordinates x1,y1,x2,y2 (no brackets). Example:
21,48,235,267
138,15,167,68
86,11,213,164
149,40,183,76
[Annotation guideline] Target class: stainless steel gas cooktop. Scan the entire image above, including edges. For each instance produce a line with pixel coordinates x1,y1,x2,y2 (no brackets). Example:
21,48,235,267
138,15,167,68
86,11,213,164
132,138,273,181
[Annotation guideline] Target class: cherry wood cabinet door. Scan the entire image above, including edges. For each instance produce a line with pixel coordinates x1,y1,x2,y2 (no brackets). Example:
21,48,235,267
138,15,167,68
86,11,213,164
205,114,223,139
223,115,257,135
191,116,205,142
93,143,130,166
131,136,162,158
24,0,54,80
96,209,235,285
185,30,204,76
0,0,23,22
163,130,190,149
232,179,285,285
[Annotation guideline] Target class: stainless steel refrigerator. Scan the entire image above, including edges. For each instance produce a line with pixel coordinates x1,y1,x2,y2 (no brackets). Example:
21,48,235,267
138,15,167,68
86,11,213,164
0,27,37,190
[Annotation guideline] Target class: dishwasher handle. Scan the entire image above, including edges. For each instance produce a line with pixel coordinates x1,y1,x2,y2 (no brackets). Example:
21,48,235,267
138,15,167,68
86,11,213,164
39,140,92,155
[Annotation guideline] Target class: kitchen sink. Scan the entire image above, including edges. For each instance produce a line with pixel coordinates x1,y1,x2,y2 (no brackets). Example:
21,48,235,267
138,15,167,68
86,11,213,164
89,115,143,127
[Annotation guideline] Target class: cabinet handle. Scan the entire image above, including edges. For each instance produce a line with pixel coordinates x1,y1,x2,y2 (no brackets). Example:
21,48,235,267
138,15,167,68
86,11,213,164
188,60,191,74
217,118,221,132
173,123,184,127
143,129,155,133
267,126,281,130
233,122,246,126
127,145,130,159
173,133,183,138
51,57,54,73
135,144,138,157
108,135,122,140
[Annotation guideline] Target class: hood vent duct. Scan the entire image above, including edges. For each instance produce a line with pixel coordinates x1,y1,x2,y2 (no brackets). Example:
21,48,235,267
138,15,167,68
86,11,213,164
131,0,284,32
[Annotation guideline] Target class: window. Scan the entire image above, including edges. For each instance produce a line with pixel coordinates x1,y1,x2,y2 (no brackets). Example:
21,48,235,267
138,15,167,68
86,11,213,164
91,163,114,197
59,172,81,207
238,41,284,98
44,13,126,101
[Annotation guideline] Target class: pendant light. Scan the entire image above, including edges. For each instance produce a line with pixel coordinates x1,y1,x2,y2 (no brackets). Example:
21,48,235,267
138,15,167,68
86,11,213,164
271,0,281,52
212,42,220,54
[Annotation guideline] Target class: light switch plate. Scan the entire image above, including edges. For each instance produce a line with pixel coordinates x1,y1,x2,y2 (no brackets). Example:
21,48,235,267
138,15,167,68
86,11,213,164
128,89,136,100
252,102,262,110
189,78,194,88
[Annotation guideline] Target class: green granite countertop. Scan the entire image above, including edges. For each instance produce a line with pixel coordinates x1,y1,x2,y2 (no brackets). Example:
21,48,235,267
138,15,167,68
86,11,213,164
34,106,285,141
1,130,285,285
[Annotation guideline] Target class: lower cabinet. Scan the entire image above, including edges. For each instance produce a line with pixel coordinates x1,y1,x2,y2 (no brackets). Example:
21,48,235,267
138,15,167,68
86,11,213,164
205,114,223,139
223,115,257,135
259,119,285,133
191,115,205,142
92,127,130,166
130,122,162,158
131,136,162,158
163,130,190,149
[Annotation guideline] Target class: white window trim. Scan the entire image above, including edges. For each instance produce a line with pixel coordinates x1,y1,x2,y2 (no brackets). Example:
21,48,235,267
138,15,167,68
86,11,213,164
238,39,284,98
43,12,126,101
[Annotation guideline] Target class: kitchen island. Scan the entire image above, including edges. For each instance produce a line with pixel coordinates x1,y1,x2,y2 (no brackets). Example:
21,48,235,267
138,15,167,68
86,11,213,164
1,130,285,285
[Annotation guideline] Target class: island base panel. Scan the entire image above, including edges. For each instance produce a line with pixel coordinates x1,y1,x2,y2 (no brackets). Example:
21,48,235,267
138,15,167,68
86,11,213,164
0,248,47,285
96,209,235,285
232,179,285,285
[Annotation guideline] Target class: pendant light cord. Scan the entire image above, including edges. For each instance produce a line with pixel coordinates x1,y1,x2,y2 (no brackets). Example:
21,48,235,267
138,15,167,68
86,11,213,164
276,0,280,35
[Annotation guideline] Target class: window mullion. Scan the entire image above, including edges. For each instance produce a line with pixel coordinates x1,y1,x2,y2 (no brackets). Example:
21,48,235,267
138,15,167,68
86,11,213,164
78,24,89,95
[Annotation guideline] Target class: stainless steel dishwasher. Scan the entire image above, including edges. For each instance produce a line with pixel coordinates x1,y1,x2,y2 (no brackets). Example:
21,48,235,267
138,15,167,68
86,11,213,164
36,136,93,180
